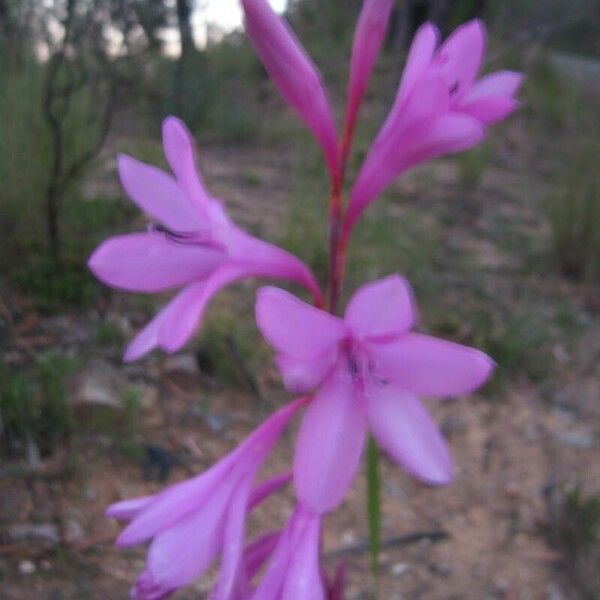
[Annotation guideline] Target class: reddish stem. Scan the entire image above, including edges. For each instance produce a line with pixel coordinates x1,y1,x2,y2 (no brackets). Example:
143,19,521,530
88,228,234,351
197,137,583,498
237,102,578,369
327,112,357,314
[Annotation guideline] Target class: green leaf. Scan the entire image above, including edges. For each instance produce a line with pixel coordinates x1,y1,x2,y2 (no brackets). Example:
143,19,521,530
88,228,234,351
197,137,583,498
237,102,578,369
366,436,381,579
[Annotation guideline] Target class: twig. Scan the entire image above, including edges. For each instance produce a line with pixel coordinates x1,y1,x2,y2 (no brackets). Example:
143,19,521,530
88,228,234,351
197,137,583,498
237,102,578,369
324,530,450,560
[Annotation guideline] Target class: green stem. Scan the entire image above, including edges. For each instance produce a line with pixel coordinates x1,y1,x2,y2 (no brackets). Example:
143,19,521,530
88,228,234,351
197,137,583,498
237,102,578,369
366,436,381,581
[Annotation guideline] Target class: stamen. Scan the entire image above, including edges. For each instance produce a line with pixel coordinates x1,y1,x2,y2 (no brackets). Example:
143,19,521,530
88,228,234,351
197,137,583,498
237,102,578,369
149,223,209,247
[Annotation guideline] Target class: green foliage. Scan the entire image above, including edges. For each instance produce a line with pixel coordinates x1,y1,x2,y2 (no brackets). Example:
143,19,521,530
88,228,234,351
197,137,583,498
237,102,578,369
149,38,263,143
0,60,52,245
199,314,260,386
0,57,110,253
472,310,549,385
5,196,133,312
116,388,143,460
366,437,382,582
95,321,125,347
347,206,443,300
0,351,77,455
545,486,600,598
560,488,600,555
545,137,600,282
456,146,490,191
525,58,585,131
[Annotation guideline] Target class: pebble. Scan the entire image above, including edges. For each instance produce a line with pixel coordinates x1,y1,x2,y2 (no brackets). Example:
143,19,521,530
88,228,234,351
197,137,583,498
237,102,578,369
340,530,356,546
547,582,564,600
557,430,594,449
18,560,36,575
391,562,409,578
64,518,85,544
163,353,198,375
70,358,125,409
8,523,60,545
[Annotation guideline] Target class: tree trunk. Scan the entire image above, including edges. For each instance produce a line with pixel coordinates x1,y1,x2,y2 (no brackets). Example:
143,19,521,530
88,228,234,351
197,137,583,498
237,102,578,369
174,0,195,116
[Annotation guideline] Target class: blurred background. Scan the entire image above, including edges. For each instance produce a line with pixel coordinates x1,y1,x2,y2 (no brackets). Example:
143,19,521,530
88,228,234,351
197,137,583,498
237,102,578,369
0,0,599,598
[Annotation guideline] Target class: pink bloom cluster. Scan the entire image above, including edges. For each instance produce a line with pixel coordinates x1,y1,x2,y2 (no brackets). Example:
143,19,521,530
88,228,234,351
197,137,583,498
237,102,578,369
90,1,521,598
89,117,322,362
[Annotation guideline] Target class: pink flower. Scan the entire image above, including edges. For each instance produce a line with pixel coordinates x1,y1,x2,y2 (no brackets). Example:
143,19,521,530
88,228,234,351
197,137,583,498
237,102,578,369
240,0,393,186
106,399,304,600
324,562,346,600
249,505,325,599
207,531,281,600
88,116,322,361
344,0,395,159
240,0,340,181
344,20,523,234
256,275,494,513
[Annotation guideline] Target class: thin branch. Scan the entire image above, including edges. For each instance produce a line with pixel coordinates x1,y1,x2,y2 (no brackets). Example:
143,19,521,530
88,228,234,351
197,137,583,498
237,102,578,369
324,530,450,560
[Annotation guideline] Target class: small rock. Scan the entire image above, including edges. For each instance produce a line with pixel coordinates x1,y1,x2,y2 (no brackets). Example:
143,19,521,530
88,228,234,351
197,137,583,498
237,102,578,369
430,563,452,577
129,383,159,411
557,430,594,449
391,563,409,578
70,359,125,409
83,485,98,501
340,530,356,546
8,523,60,545
163,353,198,375
547,582,564,600
18,560,36,575
189,405,232,433
64,519,85,544
25,432,41,470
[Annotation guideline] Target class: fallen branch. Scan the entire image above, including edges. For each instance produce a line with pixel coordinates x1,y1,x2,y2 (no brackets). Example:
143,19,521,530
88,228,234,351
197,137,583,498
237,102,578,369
324,530,450,560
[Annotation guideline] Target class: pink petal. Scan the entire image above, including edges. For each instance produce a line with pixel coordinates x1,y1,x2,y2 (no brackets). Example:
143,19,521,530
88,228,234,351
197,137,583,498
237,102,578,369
460,95,520,125
117,154,204,232
131,569,174,600
124,265,258,362
365,384,453,484
244,532,280,582
294,367,367,514
250,521,294,599
116,458,229,547
255,287,346,359
435,19,486,95
161,116,211,212
408,112,486,158
250,508,324,600
248,472,292,509
88,232,224,293
106,495,156,521
345,112,483,234
371,332,495,398
118,397,303,547
375,69,449,156
280,509,324,600
212,474,254,600
241,0,339,180
228,228,323,304
395,22,439,107
345,275,417,342
275,347,339,393
345,0,394,143
464,70,524,101
328,562,346,600
143,474,240,592
227,396,307,466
